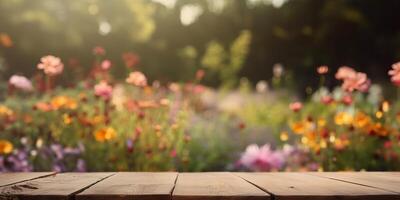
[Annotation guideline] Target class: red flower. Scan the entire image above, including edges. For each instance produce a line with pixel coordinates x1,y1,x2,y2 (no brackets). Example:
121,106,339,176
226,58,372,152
321,95,333,105
93,46,106,56
122,52,140,68
342,95,353,105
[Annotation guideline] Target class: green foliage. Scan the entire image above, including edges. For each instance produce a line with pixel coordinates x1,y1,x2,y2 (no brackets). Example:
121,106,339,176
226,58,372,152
202,30,252,88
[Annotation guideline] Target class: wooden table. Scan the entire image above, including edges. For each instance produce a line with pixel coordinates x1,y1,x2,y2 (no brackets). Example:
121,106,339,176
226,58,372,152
1,172,399,200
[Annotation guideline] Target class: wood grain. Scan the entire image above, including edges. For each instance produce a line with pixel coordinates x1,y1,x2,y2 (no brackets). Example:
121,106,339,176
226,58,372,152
0,173,113,200
76,172,178,200
312,172,400,194
172,172,270,200
0,172,56,187
237,172,399,200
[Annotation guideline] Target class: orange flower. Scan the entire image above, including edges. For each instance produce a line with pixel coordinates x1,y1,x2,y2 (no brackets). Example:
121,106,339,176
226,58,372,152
51,96,77,110
0,140,13,154
334,137,350,151
137,100,159,109
369,123,390,137
0,105,14,117
353,112,370,128
94,127,117,142
0,33,13,48
290,121,312,135
34,102,52,112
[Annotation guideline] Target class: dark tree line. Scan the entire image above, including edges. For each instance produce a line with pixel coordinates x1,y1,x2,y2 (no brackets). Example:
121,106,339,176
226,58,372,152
0,0,399,92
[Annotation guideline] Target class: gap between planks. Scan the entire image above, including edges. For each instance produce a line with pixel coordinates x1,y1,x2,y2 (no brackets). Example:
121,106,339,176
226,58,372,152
233,173,277,200
69,173,116,200
0,172,57,187
308,172,400,194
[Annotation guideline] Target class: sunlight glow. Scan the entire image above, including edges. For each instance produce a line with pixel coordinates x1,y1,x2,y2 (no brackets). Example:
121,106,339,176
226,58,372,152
99,20,111,35
152,0,176,9
180,4,203,26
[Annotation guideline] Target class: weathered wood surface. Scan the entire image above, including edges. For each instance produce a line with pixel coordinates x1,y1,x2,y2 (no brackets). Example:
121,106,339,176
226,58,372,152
312,172,400,194
0,173,113,200
0,172,55,187
1,172,400,200
76,172,177,200
237,172,398,200
173,172,270,200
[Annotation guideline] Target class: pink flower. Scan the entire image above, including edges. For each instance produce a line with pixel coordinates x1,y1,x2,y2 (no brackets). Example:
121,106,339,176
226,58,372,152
289,102,303,112
239,144,285,171
94,81,113,100
388,62,400,87
101,60,112,70
170,149,177,158
335,66,371,92
9,75,33,91
93,46,106,56
37,55,64,76
341,72,371,92
126,71,147,87
335,66,356,80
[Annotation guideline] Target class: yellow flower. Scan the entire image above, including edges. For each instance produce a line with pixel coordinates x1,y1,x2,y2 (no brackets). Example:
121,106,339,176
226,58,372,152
63,114,72,125
280,131,289,141
320,140,328,149
0,105,13,117
0,140,13,154
91,115,104,125
375,111,383,119
94,127,117,142
382,101,390,113
334,112,353,126
353,112,370,128
317,118,326,127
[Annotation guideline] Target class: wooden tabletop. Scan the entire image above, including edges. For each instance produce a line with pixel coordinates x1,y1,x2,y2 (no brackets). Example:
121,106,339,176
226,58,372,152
0,172,399,200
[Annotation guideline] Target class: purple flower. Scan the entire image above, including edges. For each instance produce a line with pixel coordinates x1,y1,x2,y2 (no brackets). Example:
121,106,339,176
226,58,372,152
9,75,33,92
0,149,33,172
76,159,86,172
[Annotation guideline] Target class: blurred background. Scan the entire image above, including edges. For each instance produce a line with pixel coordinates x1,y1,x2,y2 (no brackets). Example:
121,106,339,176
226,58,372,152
1,0,400,92
1,0,400,172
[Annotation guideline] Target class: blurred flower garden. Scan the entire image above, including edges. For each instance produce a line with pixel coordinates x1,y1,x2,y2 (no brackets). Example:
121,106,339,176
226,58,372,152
1,0,400,172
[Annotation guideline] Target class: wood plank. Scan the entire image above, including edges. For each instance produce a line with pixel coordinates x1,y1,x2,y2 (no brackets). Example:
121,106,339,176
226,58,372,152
172,172,270,200
0,172,56,187
76,172,178,200
0,173,113,200
312,172,400,194
237,173,399,200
